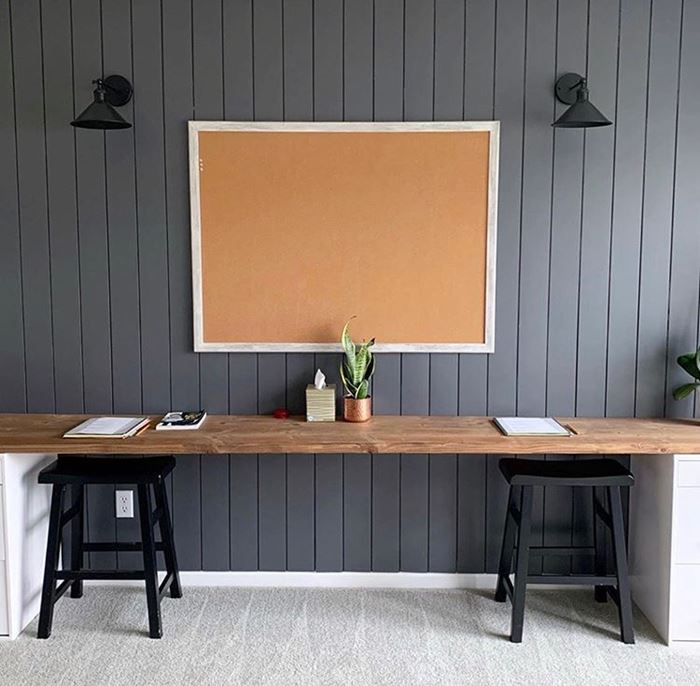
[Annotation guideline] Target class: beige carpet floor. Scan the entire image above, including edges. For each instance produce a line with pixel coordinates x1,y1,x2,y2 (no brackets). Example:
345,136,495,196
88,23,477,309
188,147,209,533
0,587,698,686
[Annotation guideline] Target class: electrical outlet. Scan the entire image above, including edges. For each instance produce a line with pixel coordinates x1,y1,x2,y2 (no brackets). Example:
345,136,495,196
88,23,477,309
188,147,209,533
116,490,134,518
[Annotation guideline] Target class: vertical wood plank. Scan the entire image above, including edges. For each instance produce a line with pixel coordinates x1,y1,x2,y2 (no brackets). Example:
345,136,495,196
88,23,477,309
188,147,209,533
253,0,284,120
193,0,229,572
400,353,429,571
572,0,620,573
224,3,258,571
41,0,83,414
344,0,373,121
281,0,315,572
163,0,201,571
428,355,457,571
313,353,343,571
344,453,371,571
11,0,54,413
286,355,314,569
224,0,254,120
606,0,651,417
101,0,142,570
229,353,259,569
102,0,141,416
371,354,400,571
635,0,683,417
485,0,527,572
403,0,434,121
543,0,588,576
71,0,116,570
132,0,170,416
434,0,465,121
315,452,343,571
666,0,700,419
313,0,343,120
283,0,313,121
257,353,286,569
459,0,495,573
73,0,112,416
287,452,315,570
373,0,403,121
0,0,26,414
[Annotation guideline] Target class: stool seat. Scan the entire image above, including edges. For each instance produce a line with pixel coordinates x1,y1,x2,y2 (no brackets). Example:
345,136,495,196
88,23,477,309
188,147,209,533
499,458,633,487
39,456,175,485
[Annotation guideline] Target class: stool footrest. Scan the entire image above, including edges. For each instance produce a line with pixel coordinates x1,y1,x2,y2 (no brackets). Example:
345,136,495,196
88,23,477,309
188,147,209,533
55,570,146,581
82,542,165,553
525,574,617,585
60,503,81,528
53,579,73,602
527,545,595,557
159,571,174,600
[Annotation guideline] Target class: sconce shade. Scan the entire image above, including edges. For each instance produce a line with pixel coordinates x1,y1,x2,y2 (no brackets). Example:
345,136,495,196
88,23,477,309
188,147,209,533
552,73,612,129
71,75,132,130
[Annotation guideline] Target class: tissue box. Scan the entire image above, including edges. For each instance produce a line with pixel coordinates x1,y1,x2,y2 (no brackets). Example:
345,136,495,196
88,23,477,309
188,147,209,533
306,384,336,422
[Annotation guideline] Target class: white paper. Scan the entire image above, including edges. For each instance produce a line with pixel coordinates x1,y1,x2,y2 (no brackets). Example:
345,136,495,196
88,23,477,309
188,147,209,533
68,417,144,436
314,369,326,390
494,417,571,436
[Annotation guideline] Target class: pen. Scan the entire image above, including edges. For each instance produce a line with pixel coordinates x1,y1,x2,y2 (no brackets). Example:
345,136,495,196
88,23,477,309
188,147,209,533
133,421,151,437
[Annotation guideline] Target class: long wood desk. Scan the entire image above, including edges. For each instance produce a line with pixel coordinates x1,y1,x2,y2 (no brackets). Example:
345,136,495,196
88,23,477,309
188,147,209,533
0,414,699,455
1,413,700,644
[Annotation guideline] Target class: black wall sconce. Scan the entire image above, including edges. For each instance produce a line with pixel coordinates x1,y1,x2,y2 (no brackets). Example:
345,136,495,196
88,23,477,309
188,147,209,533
552,73,611,128
71,75,133,130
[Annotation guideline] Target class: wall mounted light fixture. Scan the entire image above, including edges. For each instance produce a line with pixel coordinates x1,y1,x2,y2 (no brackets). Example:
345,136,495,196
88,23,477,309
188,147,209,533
552,73,611,128
71,75,133,130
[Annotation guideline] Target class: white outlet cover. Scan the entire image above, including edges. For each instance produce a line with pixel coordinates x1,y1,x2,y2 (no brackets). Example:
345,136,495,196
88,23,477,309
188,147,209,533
115,490,134,518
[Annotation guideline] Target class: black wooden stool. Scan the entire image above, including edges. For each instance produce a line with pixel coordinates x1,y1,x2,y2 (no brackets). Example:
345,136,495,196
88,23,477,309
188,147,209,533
494,458,634,644
37,456,182,639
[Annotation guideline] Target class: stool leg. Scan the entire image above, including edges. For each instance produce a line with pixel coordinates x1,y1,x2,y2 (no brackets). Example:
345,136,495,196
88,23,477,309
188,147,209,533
154,477,182,598
593,486,607,603
495,486,519,602
38,484,66,639
510,485,534,643
608,486,635,644
137,483,162,639
70,483,84,599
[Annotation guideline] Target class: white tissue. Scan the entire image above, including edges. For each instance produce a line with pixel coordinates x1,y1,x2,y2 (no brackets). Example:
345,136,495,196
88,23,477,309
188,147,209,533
314,369,326,390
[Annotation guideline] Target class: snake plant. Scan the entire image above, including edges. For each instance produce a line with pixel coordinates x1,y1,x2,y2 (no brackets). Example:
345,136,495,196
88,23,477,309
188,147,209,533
673,347,700,400
339,317,375,399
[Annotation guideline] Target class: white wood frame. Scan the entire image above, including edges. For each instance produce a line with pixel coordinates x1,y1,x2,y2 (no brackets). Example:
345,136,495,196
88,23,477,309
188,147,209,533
189,121,500,353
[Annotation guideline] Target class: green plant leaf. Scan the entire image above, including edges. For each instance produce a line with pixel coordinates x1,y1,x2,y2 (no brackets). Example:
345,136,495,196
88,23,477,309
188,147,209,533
341,317,356,372
673,383,700,401
340,362,358,396
677,351,700,380
356,379,369,399
354,345,370,385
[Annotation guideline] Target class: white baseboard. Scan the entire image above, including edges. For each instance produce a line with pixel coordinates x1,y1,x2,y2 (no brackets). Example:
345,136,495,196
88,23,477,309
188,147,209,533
85,571,593,591
176,571,499,589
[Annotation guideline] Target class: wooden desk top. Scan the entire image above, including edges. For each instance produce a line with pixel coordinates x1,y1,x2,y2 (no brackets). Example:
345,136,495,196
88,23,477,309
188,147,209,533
0,414,699,455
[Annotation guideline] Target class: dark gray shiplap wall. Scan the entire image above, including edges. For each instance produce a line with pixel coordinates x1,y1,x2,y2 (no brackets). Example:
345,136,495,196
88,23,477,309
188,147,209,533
2,0,699,573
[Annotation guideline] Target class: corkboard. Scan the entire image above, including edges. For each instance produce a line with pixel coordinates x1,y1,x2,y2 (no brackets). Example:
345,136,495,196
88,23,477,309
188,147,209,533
189,122,499,352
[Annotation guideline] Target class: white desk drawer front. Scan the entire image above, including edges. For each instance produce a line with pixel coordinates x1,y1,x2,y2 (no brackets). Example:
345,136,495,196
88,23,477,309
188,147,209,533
677,460,700,488
671,563,700,641
673,487,700,564
0,487,4,562
0,565,7,636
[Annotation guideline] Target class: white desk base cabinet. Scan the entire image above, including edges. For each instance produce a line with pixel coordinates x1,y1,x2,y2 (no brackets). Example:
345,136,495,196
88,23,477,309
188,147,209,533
630,453,700,646
0,453,54,639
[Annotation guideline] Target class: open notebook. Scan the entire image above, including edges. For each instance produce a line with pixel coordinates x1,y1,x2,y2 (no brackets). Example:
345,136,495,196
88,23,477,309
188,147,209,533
493,417,572,437
63,417,150,439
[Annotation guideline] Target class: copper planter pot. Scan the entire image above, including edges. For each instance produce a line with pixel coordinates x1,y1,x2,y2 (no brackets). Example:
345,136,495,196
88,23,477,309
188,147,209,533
343,397,372,422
